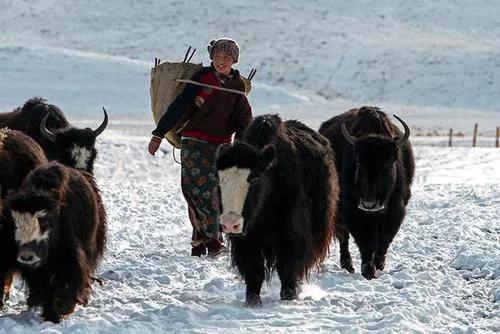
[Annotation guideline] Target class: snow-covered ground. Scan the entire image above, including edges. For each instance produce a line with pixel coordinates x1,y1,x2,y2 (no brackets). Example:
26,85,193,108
0,0,499,332
1,136,499,333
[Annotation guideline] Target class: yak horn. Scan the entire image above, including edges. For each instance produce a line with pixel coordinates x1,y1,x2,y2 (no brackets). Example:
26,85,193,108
341,124,357,146
93,108,108,137
392,114,410,148
40,112,57,143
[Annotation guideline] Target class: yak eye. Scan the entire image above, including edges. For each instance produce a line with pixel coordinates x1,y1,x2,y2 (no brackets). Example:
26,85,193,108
39,217,49,230
247,173,259,184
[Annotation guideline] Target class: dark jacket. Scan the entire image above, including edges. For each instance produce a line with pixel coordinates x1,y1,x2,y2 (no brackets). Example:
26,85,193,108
152,66,253,141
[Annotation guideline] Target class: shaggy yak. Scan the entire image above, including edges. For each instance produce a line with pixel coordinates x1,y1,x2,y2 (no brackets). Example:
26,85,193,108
319,106,415,279
216,114,339,306
0,128,48,309
0,162,107,322
0,97,108,173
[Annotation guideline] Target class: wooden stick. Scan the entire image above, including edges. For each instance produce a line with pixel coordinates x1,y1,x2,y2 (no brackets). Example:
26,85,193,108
496,126,499,148
183,46,191,63
174,79,247,96
472,123,478,147
187,48,196,63
448,128,453,147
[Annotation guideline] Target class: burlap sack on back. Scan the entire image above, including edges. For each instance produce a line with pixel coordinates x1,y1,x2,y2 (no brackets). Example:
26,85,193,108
150,62,202,148
150,62,253,149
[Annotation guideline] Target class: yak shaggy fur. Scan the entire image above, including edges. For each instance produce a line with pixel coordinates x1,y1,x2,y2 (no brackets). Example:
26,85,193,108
216,114,340,306
0,162,107,322
319,106,415,279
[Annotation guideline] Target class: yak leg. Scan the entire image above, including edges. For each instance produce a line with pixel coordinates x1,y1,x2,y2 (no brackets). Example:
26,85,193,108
277,255,299,301
42,296,61,323
243,249,265,307
41,289,63,323
26,279,45,308
29,275,60,323
338,226,354,273
351,224,377,279
52,248,90,320
374,221,401,271
373,248,388,271
0,272,14,309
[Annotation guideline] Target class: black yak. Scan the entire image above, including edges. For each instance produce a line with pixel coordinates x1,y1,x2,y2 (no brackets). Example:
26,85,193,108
0,97,108,173
216,114,339,306
0,162,107,322
0,128,48,309
319,106,415,279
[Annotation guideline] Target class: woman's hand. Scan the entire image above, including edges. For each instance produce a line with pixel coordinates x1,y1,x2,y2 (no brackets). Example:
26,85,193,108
148,136,162,155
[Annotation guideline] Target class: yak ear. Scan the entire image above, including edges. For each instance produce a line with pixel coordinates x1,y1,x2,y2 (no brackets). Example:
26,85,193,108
261,145,276,168
217,143,232,158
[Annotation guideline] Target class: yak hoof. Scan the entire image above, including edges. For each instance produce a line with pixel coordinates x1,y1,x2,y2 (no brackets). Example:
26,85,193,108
280,288,298,301
245,294,262,307
361,263,377,280
42,309,63,323
341,261,355,274
374,256,386,271
54,296,76,319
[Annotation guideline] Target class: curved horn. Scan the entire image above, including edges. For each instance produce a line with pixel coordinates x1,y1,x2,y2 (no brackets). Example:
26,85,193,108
93,107,109,137
392,114,410,148
341,123,357,146
40,112,57,143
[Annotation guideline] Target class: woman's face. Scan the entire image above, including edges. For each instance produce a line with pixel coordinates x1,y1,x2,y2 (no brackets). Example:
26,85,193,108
213,52,234,75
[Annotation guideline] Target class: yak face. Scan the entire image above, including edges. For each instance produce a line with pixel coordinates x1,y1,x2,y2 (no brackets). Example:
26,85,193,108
352,137,398,212
216,142,275,235
341,114,410,213
3,191,59,269
40,108,108,173
52,128,97,172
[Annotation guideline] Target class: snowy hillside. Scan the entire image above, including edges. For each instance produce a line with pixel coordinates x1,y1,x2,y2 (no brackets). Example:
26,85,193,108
0,0,499,131
1,136,499,333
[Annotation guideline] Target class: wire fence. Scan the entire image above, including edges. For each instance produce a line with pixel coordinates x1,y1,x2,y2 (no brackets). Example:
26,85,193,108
413,125,499,147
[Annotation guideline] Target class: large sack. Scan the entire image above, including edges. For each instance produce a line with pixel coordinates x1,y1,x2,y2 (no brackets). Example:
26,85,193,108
150,62,202,148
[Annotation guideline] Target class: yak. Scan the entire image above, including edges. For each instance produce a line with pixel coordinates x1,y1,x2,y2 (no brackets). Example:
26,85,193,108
0,128,48,309
0,97,108,173
0,128,48,198
216,114,339,306
0,161,107,322
319,106,415,279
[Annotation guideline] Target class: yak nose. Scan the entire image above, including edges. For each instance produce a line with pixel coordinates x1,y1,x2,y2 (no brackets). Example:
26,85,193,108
17,250,41,266
220,212,243,234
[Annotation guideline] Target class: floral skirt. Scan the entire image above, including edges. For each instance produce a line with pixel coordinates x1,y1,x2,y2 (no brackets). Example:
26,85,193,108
181,138,222,246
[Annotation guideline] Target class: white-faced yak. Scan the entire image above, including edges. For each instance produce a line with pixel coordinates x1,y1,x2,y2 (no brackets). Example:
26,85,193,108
216,114,339,306
319,106,415,279
0,162,107,322
0,128,49,309
0,97,108,173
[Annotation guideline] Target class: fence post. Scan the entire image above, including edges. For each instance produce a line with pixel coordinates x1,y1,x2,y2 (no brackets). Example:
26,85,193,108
496,126,499,148
472,123,478,147
448,128,453,147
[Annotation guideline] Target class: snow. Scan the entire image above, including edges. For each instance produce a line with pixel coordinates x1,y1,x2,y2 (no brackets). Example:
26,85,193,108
1,136,498,333
0,0,499,333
